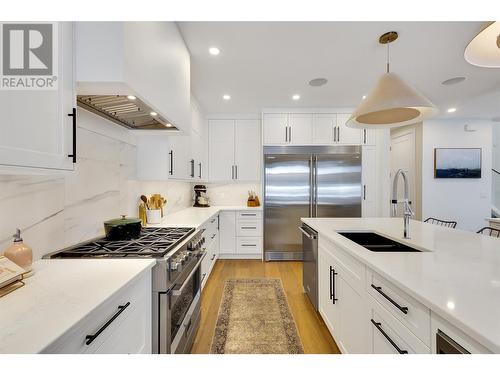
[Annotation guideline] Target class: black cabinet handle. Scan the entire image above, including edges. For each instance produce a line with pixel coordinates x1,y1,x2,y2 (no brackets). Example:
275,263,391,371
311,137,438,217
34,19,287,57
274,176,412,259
67,107,77,163
241,226,257,229
363,185,366,200
198,162,202,179
211,254,216,260
371,319,408,354
241,213,257,217
285,126,288,142
371,284,408,314
241,244,257,247
363,129,367,144
85,302,130,345
329,266,338,304
169,150,173,175
211,234,216,239
190,159,195,178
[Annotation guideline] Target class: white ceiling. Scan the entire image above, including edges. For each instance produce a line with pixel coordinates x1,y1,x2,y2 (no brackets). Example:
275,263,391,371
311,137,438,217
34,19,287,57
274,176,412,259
178,22,500,120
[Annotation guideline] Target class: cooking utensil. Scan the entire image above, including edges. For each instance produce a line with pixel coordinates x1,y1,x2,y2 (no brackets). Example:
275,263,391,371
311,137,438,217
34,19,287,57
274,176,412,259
140,195,150,209
104,215,142,240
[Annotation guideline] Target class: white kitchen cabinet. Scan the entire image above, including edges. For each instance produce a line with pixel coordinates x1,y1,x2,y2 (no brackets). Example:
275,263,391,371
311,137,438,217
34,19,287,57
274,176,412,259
263,113,288,144
208,118,261,182
361,129,377,145
312,114,337,144
318,237,368,353
288,114,313,144
263,113,312,145
209,119,235,181
336,114,361,145
362,145,377,217
42,270,152,354
318,245,341,339
0,22,76,171
369,295,430,354
219,211,236,255
234,119,261,181
168,135,190,180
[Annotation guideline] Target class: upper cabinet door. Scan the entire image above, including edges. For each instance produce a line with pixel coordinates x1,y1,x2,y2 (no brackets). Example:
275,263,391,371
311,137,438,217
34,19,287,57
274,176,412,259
263,113,288,145
234,119,261,181
169,135,190,180
288,113,313,145
313,113,336,144
209,119,235,182
0,22,75,171
336,114,361,145
361,129,377,145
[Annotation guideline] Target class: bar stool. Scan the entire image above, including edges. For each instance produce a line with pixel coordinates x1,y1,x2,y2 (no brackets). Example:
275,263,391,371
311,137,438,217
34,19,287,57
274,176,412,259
424,217,457,229
476,227,500,238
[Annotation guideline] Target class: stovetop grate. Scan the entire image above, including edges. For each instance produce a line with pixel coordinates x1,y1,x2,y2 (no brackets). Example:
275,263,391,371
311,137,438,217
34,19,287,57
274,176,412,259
52,227,194,258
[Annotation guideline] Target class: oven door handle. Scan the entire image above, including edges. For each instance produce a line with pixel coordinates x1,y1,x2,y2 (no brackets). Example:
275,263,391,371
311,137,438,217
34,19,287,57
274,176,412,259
170,252,206,296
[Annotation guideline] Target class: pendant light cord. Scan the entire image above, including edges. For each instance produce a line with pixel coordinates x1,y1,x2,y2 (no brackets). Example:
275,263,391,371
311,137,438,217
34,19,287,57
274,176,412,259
387,43,390,73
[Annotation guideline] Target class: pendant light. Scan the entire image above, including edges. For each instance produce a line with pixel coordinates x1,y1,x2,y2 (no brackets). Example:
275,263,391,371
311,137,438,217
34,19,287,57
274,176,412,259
346,31,438,129
464,22,500,68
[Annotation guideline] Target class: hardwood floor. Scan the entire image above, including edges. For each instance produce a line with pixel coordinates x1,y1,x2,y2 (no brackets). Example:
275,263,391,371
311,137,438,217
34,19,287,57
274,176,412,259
191,259,340,354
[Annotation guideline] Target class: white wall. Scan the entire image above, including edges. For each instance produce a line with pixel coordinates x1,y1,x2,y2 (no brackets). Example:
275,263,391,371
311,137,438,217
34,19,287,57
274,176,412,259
422,119,492,231
206,182,261,206
0,109,192,260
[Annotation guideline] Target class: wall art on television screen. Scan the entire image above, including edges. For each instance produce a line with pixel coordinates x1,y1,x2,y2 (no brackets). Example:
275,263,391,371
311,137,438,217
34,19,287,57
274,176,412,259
434,148,481,179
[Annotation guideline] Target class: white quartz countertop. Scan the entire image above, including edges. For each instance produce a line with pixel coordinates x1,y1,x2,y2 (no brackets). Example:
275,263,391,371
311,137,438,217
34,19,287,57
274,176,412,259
0,258,155,353
301,217,500,353
150,205,262,229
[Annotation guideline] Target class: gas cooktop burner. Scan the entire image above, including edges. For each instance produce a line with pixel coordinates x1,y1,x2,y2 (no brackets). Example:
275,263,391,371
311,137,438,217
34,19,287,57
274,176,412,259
52,227,195,258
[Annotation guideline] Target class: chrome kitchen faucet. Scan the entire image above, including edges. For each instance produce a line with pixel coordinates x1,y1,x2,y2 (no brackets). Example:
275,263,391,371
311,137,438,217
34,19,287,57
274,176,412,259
391,169,414,239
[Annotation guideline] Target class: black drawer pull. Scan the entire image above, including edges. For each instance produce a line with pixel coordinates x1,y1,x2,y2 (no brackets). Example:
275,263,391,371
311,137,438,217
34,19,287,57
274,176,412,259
211,234,216,239
371,284,408,314
371,319,408,354
85,302,130,345
241,244,257,247
211,254,216,260
241,213,257,216
329,266,338,304
241,226,257,229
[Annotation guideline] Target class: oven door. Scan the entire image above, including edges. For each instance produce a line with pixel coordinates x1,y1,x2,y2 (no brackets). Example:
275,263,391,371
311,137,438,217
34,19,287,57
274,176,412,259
169,252,205,353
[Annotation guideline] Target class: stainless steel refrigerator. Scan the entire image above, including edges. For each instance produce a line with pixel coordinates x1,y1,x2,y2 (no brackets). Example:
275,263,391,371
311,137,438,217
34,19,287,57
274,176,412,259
264,145,362,262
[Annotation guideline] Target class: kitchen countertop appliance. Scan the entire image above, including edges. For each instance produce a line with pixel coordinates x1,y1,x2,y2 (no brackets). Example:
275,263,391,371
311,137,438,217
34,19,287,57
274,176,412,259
46,227,206,354
193,185,210,207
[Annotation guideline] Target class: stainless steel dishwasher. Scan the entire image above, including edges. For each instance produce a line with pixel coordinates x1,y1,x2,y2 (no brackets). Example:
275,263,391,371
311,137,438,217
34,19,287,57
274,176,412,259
300,224,318,310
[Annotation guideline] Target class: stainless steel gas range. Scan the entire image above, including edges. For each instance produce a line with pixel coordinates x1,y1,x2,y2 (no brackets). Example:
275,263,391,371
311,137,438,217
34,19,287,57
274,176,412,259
46,227,206,354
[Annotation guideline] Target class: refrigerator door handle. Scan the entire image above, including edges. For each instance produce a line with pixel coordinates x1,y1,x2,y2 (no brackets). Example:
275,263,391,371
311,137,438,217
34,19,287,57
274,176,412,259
313,155,318,217
309,156,314,217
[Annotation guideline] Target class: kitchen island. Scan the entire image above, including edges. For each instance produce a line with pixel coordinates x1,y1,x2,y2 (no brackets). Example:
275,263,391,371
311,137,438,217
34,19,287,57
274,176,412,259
301,217,500,354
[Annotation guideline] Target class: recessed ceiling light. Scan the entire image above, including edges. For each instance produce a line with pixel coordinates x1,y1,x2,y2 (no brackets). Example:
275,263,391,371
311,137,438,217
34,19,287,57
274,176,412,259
309,78,328,87
127,95,136,100
292,94,300,101
165,123,173,128
362,95,367,100
447,108,457,113
150,111,158,116
223,94,231,100
441,77,466,86
209,47,220,56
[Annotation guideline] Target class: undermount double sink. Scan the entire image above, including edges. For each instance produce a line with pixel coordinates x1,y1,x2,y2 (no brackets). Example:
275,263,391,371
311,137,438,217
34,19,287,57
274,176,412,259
337,231,422,252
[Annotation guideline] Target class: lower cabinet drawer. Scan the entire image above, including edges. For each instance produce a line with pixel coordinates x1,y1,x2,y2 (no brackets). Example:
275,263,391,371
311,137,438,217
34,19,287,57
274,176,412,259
369,295,430,354
236,237,262,254
366,268,430,346
236,219,262,237
42,271,152,354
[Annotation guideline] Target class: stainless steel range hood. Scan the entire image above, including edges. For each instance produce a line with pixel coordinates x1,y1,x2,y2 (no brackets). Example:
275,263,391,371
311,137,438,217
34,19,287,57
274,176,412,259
77,95,179,131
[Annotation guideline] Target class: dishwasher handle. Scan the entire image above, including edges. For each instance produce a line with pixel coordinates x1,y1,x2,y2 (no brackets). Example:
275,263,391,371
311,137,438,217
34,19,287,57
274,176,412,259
299,226,317,240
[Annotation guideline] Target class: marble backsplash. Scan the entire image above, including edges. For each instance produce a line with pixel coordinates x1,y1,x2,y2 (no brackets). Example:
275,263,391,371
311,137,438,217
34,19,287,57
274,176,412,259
206,182,262,206
0,109,192,260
